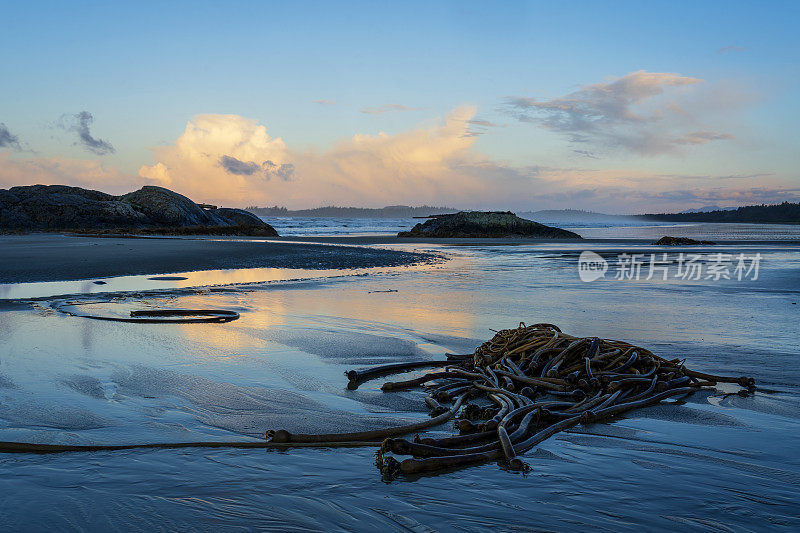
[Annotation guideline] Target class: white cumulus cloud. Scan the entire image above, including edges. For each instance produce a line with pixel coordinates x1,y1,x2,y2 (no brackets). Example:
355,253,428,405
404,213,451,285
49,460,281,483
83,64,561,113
139,107,523,207
139,114,290,204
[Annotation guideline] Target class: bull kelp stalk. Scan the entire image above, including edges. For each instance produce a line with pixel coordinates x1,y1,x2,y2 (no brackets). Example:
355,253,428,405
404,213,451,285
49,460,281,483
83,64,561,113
267,323,754,478
0,323,754,477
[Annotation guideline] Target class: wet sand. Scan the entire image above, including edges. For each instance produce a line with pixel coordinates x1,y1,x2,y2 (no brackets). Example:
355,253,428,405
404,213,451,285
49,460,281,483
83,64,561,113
0,233,798,529
0,239,798,530
0,234,434,283
7,231,797,285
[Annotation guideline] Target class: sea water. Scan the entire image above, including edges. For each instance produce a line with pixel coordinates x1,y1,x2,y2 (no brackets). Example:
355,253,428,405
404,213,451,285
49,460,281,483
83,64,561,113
0,228,798,530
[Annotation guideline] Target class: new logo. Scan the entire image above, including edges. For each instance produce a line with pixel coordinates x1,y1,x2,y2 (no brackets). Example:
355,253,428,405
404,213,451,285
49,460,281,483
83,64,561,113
578,251,607,282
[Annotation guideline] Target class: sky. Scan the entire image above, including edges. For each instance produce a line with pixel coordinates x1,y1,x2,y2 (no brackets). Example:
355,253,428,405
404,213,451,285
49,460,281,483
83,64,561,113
1,0,798,213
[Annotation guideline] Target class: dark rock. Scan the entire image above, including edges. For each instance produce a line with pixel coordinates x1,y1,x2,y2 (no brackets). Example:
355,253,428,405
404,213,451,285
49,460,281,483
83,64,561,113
4,185,146,229
398,211,582,239
10,184,115,202
210,207,267,228
0,184,278,236
120,186,210,227
653,236,716,245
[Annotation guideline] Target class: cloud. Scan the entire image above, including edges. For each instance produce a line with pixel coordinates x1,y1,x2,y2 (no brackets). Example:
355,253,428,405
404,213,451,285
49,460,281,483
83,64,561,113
468,119,501,128
61,111,115,155
140,107,510,206
314,99,336,105
219,155,261,175
715,173,773,180
464,117,504,137
573,150,598,159
641,187,799,208
1,104,787,216
139,114,291,203
717,45,745,54
619,172,775,183
360,104,419,115
0,123,21,150
0,152,136,193
219,155,295,181
525,186,799,214
262,160,295,181
504,70,734,155
0,106,789,215
673,131,734,145
134,108,794,213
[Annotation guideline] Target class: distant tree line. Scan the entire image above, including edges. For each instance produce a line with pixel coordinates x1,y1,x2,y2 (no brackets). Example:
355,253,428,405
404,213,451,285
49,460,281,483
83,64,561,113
244,202,800,225
640,202,800,225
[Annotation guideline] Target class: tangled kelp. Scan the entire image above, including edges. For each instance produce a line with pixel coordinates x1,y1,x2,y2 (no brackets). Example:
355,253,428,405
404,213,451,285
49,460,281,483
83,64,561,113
0,323,754,477
267,323,755,478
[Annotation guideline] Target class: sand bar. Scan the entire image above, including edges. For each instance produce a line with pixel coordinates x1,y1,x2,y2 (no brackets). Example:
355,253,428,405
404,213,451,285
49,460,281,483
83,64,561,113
0,234,433,283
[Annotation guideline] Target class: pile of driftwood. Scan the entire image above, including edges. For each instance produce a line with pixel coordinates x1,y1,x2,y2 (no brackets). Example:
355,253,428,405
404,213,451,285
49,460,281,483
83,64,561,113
267,323,754,477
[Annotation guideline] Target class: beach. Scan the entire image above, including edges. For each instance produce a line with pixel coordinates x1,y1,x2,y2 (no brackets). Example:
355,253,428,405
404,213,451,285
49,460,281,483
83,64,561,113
5,3,798,529
0,222,798,529
0,233,438,283
6,220,798,284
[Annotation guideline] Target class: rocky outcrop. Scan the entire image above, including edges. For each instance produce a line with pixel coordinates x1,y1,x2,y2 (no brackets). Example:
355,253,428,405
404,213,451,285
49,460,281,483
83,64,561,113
210,208,266,228
0,185,278,236
119,186,212,227
398,211,582,239
653,236,716,245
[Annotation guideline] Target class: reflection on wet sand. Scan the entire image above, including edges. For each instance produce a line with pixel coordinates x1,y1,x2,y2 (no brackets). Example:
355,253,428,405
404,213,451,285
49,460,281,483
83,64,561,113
0,240,798,530
0,262,432,301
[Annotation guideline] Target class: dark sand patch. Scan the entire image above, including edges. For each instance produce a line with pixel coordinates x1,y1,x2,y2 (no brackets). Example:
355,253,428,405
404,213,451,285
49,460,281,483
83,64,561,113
0,234,436,283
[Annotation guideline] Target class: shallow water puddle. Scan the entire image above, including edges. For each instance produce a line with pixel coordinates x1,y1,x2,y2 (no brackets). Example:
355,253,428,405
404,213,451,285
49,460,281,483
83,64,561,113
0,265,398,300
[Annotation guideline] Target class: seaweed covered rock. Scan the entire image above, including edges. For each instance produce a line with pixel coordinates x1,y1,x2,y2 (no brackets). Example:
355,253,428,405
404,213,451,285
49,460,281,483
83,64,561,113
398,211,581,239
653,236,716,245
0,184,278,236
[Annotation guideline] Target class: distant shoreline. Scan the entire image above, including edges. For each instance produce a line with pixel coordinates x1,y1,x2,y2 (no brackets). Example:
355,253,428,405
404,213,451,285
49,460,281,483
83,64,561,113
248,203,800,226
637,202,800,225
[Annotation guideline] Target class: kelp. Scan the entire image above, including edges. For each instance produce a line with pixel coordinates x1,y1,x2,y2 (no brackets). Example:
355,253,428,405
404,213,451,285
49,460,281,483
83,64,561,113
268,323,753,478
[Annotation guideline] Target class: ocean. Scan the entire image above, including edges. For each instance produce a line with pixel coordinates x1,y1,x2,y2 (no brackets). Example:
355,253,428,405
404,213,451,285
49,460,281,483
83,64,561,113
260,215,800,241
0,221,798,530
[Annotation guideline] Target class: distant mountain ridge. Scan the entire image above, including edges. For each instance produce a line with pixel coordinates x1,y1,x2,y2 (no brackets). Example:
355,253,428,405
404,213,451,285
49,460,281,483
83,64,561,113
246,205,460,218
520,209,638,223
245,202,800,225
247,205,633,221
679,205,737,213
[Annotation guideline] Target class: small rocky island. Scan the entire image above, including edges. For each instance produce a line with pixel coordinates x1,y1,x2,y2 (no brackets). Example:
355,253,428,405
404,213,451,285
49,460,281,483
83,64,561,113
0,185,278,236
398,211,582,239
653,236,716,245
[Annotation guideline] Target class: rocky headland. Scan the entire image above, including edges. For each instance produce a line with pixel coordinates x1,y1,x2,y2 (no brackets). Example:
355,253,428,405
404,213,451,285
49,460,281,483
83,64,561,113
0,185,278,236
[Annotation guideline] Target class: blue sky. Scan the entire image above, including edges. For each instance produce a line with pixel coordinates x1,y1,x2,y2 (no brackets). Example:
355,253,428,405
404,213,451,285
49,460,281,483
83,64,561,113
1,1,798,212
